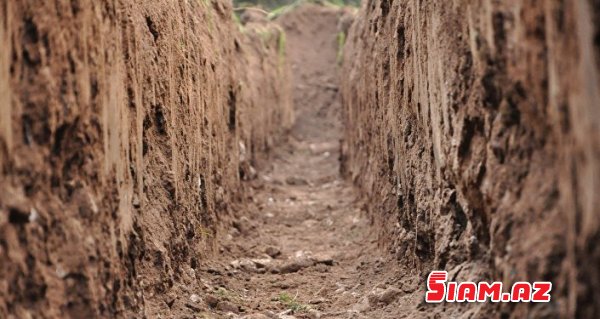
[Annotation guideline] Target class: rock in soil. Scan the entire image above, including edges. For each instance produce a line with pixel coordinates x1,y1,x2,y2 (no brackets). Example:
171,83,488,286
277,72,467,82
205,295,219,308
285,176,309,186
277,258,316,274
265,246,282,258
217,300,240,313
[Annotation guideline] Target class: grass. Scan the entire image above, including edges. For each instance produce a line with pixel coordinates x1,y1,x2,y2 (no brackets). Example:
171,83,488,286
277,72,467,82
337,31,346,65
215,287,244,303
232,11,245,33
278,30,287,71
266,0,350,20
197,225,213,239
278,292,310,313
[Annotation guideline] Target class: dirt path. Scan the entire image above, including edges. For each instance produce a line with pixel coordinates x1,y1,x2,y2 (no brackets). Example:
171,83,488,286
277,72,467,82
197,136,376,318
178,5,426,319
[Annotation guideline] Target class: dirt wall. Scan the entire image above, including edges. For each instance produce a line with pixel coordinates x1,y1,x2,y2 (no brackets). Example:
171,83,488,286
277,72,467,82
341,0,599,317
0,1,291,317
277,4,350,142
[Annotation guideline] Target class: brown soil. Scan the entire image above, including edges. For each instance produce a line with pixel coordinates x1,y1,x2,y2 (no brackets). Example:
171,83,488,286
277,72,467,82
342,1,600,318
0,1,291,317
1,1,599,318
187,5,417,318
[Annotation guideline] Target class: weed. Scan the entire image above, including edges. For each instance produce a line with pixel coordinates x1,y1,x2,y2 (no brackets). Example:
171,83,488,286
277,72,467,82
278,30,287,71
197,225,213,239
278,292,310,313
337,31,346,65
232,11,246,33
211,287,246,307
258,28,273,43
216,287,228,297
266,0,358,20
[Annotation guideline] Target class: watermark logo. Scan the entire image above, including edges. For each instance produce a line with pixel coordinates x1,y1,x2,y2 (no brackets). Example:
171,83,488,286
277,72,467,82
425,271,552,303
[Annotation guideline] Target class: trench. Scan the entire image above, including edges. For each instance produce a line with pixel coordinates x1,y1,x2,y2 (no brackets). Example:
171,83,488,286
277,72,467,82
1,1,600,319
188,5,402,318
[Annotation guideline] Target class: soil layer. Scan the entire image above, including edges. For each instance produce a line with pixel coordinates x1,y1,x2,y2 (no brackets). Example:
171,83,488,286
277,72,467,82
341,1,600,317
0,1,291,317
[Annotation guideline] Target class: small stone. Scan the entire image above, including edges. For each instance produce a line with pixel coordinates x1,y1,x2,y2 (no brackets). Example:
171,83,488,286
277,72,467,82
285,176,308,186
252,258,272,268
248,165,257,179
28,208,39,223
307,309,321,319
279,258,315,274
368,287,401,305
217,301,240,313
55,265,67,279
132,194,140,208
232,217,254,235
265,246,281,258
243,314,270,319
312,253,334,266
231,259,257,272
378,287,402,304
308,297,326,304
190,294,201,303
205,295,219,308
352,296,371,312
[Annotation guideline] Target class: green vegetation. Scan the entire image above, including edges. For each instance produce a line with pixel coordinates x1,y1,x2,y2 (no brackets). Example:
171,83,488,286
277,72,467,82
234,0,360,13
337,31,346,65
197,225,214,239
232,10,243,31
278,30,286,71
215,287,243,303
278,292,310,312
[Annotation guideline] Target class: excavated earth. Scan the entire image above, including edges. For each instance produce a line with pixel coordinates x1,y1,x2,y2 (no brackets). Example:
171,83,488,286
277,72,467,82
342,0,600,318
1,1,600,319
0,0,293,317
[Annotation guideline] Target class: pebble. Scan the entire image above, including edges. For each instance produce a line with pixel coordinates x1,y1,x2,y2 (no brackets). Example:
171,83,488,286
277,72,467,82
278,258,315,274
311,253,334,266
308,297,326,304
352,296,371,313
378,287,402,304
217,300,240,313
205,295,219,308
265,246,281,258
285,176,308,186
307,309,321,319
189,294,201,303
55,265,67,279
231,259,257,272
29,208,39,223
367,287,401,305
252,258,272,268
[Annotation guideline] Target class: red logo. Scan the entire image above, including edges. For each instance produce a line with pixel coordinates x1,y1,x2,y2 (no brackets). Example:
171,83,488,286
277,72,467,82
425,271,552,303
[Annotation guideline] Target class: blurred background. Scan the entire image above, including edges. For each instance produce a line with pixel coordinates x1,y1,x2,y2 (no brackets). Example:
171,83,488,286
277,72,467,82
233,0,360,10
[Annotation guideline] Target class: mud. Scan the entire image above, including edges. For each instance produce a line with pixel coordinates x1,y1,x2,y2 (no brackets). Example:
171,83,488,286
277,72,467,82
0,1,291,317
341,0,600,317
